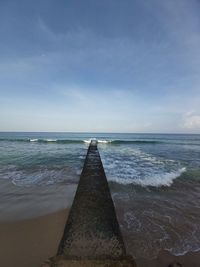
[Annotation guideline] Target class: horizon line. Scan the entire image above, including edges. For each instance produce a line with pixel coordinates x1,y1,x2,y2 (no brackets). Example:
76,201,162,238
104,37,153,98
0,131,199,135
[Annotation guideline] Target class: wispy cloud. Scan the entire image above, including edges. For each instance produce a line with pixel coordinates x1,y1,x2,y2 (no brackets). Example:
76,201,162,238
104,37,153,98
183,112,200,130
0,0,200,132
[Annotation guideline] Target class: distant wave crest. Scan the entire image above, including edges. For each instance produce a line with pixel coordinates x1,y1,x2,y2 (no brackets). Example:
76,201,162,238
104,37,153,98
0,138,113,144
1,138,200,146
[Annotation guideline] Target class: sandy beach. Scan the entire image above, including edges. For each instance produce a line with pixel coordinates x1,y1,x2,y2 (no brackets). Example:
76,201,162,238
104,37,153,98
1,207,200,267
1,135,200,267
0,209,69,267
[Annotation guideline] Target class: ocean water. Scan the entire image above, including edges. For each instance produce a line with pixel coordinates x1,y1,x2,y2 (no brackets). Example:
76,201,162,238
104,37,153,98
0,132,200,259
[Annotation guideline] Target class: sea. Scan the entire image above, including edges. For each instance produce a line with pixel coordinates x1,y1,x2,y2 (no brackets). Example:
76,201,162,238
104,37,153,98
0,132,200,259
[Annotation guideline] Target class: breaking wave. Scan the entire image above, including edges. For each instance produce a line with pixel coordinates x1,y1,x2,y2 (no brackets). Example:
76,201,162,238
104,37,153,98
0,138,164,144
101,146,187,187
1,138,200,146
108,167,186,187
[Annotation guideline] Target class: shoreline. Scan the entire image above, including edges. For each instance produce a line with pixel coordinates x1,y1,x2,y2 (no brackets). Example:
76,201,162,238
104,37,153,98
1,209,200,267
0,179,77,222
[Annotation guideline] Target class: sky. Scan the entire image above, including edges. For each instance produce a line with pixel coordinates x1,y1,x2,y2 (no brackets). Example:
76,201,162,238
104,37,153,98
0,0,200,133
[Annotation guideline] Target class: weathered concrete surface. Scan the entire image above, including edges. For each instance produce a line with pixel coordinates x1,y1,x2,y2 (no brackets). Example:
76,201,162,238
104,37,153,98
42,256,136,267
43,141,136,267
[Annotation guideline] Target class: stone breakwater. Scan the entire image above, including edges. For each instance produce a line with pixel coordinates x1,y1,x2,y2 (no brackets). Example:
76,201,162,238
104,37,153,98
42,141,136,267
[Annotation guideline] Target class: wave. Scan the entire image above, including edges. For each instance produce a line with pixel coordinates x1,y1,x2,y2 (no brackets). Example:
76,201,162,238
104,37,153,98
1,138,200,146
83,139,112,144
38,139,152,144
39,139,84,144
107,167,186,187
4,167,80,187
111,140,162,144
0,138,112,144
133,167,186,187
0,138,83,144
178,169,200,182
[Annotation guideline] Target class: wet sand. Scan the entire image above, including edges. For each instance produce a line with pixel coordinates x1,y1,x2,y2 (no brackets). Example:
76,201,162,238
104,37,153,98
136,250,200,267
0,209,69,267
0,179,77,221
0,208,200,267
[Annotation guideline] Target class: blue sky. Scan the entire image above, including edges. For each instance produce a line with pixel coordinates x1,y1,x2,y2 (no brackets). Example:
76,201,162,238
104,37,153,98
0,0,200,133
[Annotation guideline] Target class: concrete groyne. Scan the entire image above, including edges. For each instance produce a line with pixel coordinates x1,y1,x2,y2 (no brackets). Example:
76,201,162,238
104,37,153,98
43,141,136,267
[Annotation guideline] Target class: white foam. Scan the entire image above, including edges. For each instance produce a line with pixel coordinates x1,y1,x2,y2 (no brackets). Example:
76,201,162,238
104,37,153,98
10,167,79,187
30,139,38,142
83,138,97,143
108,167,186,187
97,139,111,144
84,139,92,144
83,139,111,144
45,139,57,142
133,167,186,187
101,146,187,187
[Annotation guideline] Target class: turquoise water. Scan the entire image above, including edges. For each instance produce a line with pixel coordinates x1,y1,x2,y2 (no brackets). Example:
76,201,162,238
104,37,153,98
1,132,199,187
0,132,200,258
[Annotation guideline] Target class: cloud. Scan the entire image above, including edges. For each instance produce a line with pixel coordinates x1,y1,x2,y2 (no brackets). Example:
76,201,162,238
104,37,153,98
183,112,200,130
1,0,200,133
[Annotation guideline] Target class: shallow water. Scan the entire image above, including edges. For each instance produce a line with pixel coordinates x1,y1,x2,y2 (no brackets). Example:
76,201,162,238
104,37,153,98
0,132,200,258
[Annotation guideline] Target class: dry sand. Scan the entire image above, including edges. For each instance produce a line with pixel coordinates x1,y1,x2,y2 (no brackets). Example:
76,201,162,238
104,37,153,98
0,208,200,267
